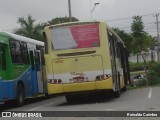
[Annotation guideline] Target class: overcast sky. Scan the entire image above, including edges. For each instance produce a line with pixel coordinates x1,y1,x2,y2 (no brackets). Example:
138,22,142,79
0,0,160,36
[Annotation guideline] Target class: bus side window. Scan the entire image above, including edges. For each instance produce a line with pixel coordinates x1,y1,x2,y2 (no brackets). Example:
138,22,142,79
1,46,6,70
36,52,40,71
9,39,23,64
43,33,48,54
41,47,45,65
30,51,34,70
21,42,29,64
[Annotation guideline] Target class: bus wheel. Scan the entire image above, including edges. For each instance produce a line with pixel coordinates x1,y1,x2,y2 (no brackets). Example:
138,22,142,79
113,89,120,98
65,95,75,104
121,86,127,92
16,84,24,107
114,75,121,98
45,93,51,99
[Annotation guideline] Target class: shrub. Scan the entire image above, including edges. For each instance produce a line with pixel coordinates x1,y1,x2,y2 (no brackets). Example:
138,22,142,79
129,62,144,72
136,79,146,86
147,62,160,85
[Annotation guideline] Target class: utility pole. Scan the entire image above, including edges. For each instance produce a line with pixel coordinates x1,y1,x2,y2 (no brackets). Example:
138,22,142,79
155,13,160,42
155,13,160,62
68,0,72,22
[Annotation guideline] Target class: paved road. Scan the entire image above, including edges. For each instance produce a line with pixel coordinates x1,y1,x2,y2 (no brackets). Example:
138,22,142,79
0,86,160,120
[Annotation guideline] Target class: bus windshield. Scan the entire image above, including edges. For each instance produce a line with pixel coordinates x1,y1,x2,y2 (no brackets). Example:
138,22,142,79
51,23,100,50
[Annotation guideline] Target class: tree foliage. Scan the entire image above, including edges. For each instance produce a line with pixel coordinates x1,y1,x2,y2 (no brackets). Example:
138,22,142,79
15,15,43,41
113,16,152,55
131,16,152,85
131,16,152,54
47,16,79,25
112,28,133,53
14,16,79,41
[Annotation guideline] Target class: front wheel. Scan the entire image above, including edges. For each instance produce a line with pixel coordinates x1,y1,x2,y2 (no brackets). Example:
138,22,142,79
16,84,24,107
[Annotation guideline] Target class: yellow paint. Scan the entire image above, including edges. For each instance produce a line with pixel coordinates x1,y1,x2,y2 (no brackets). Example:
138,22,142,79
48,84,63,94
63,81,96,93
96,77,113,89
44,21,126,95
47,78,113,94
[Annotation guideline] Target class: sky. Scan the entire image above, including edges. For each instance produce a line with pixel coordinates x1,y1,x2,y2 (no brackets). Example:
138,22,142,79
0,0,160,37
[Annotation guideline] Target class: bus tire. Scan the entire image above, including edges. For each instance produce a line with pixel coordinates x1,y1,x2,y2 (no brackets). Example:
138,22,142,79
45,93,51,99
65,95,75,103
113,89,120,98
121,86,127,92
16,84,24,107
114,74,121,98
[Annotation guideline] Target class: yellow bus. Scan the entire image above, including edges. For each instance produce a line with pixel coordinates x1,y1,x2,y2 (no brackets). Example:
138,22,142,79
43,21,130,102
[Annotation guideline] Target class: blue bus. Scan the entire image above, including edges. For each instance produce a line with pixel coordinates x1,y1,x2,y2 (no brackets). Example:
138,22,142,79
0,31,47,106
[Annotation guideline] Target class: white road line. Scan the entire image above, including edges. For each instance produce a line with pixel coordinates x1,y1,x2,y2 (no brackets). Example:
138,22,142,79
27,100,64,111
148,87,152,99
105,106,134,111
105,108,119,111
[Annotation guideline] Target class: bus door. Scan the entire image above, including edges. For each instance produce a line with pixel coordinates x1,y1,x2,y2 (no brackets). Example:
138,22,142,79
0,44,7,100
0,44,3,100
108,35,118,91
35,50,44,93
29,50,37,95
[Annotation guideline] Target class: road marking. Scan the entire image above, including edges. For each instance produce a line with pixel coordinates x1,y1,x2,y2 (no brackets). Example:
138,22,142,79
105,108,119,111
27,100,64,111
148,87,152,99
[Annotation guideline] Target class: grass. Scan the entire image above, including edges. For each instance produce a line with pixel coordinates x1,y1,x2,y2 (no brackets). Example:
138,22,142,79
130,71,145,75
126,85,147,90
126,83,160,91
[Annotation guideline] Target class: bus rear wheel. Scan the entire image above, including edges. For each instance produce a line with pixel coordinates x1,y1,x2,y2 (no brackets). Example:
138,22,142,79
113,89,120,98
113,74,121,98
16,84,24,107
65,95,74,103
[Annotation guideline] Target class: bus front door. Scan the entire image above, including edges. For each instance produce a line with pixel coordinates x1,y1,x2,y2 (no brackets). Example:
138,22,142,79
35,50,44,93
0,44,7,101
0,45,3,100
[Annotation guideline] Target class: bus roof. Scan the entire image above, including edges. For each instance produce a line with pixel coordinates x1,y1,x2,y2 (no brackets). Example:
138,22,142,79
0,31,44,46
106,24,125,47
44,21,100,29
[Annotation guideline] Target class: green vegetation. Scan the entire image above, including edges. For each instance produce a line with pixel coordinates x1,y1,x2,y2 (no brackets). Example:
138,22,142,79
129,62,145,72
114,16,153,86
14,15,79,41
15,15,44,41
129,61,160,89
147,62,160,85
127,84,147,90
112,28,133,52
47,16,78,25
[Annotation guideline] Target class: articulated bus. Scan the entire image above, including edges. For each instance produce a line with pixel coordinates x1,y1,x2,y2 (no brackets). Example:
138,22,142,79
43,21,130,102
0,31,47,106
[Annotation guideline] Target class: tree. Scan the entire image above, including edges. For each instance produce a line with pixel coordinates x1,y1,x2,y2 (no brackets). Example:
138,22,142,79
131,16,152,85
15,15,43,41
112,28,133,53
47,16,79,25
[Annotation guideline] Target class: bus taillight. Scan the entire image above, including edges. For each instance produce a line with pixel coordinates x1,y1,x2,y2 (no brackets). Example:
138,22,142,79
48,79,62,84
96,74,111,81
58,79,62,84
